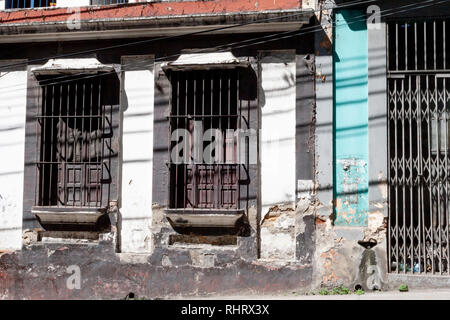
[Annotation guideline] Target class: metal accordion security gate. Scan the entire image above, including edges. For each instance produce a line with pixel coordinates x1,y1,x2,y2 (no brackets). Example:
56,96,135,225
387,19,450,274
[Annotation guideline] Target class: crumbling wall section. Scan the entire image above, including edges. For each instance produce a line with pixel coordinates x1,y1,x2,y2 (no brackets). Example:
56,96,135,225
260,204,296,260
312,206,388,291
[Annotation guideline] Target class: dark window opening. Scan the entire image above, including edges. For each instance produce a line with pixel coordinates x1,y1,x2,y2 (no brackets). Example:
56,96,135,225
168,69,247,211
387,19,450,72
5,0,129,8
5,0,54,9
387,19,450,275
90,0,128,5
35,75,113,210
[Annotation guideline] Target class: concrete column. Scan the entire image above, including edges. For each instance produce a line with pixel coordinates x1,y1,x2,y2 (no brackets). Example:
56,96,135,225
119,55,154,253
333,9,369,227
315,55,334,217
259,51,296,214
314,0,334,218
0,60,27,251
368,23,388,228
259,51,297,260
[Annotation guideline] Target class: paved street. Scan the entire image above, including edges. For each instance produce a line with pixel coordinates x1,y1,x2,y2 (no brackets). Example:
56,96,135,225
184,289,450,300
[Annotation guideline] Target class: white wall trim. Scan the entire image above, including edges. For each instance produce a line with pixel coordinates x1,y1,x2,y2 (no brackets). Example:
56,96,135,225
0,59,27,251
258,50,297,216
119,55,155,253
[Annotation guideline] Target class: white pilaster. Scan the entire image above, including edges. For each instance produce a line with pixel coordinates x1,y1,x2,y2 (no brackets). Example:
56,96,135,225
120,55,154,253
0,60,27,251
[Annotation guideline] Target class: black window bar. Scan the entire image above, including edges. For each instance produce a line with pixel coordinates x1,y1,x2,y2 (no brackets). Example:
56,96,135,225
5,0,129,8
168,69,245,211
35,75,113,210
387,19,450,275
6,0,54,9
90,0,128,5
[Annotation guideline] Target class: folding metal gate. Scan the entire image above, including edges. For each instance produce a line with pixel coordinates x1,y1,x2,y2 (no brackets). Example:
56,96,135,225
387,19,450,274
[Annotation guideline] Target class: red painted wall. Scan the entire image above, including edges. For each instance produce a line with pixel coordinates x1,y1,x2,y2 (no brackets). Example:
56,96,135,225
0,0,302,25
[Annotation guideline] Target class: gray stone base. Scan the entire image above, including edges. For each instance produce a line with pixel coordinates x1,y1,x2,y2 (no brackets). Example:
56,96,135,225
0,243,312,299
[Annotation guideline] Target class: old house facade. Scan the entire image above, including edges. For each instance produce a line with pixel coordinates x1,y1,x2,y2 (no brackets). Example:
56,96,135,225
0,0,449,299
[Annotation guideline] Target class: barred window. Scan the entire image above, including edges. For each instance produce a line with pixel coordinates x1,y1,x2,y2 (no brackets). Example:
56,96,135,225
168,69,245,211
90,0,128,5
5,0,55,9
34,75,113,211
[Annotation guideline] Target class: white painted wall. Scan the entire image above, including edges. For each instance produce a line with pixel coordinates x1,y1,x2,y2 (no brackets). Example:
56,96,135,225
0,1,5,10
56,0,90,7
259,51,296,215
120,56,154,253
368,24,388,218
0,61,27,251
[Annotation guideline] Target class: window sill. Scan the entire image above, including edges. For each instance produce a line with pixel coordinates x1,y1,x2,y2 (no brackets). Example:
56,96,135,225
32,206,106,228
164,208,245,228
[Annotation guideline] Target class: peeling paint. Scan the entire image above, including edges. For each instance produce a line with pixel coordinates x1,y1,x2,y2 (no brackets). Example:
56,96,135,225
335,159,369,227
261,205,296,260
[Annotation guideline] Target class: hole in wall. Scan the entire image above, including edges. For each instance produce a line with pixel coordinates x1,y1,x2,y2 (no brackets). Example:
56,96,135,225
125,292,135,300
357,238,377,249
169,234,238,246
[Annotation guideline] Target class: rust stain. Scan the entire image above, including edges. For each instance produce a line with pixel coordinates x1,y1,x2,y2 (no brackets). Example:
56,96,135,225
319,35,332,52
320,250,339,284
315,217,326,225
322,270,338,284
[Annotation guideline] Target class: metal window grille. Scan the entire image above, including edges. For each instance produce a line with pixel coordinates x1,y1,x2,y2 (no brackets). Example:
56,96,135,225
168,69,245,210
5,0,128,8
90,0,128,5
35,75,113,209
6,0,54,8
387,19,450,274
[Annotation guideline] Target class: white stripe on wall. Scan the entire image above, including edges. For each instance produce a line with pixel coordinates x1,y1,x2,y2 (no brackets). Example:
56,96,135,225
120,55,154,253
0,61,27,251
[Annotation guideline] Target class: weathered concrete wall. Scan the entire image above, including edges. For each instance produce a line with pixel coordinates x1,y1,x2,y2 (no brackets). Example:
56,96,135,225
314,56,333,218
311,5,388,291
0,243,312,299
119,55,154,253
0,60,27,251
259,51,297,260
367,22,388,278
0,32,319,297
314,0,334,219
313,219,387,291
